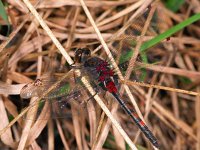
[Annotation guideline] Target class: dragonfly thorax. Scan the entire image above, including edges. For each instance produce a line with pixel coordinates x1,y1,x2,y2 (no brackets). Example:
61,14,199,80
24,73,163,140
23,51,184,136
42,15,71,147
84,57,118,94
74,48,118,94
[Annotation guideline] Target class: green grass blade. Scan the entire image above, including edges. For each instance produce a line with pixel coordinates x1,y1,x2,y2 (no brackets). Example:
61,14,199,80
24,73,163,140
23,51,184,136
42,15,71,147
0,0,9,24
140,13,200,52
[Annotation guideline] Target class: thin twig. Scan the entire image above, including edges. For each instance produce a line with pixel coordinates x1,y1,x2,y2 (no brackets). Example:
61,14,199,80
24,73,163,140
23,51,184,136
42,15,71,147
122,80,200,96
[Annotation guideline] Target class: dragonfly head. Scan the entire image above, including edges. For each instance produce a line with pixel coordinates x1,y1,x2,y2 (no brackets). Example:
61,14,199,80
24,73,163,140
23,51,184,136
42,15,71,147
74,48,91,63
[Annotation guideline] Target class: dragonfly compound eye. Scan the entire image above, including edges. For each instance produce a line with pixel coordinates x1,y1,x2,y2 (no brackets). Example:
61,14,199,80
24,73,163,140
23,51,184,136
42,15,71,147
83,48,91,56
74,49,83,63
75,48,91,63
75,49,82,56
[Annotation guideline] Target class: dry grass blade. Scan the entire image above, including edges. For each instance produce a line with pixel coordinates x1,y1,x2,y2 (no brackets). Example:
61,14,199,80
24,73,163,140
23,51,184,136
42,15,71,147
0,82,25,95
153,101,196,140
137,62,200,79
71,104,83,150
38,0,138,8
122,80,200,96
55,120,70,150
21,0,73,64
196,87,200,149
17,97,39,150
112,113,126,149
0,97,16,149
0,20,27,56
48,120,54,150
25,101,50,146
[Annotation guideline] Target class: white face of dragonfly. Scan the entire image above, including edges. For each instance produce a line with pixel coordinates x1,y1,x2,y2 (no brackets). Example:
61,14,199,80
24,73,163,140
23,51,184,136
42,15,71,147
74,48,91,64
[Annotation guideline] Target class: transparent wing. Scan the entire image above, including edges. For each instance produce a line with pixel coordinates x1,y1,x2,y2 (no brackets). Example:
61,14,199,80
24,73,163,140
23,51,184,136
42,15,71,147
20,75,97,121
20,80,46,99
20,73,57,99
110,6,168,83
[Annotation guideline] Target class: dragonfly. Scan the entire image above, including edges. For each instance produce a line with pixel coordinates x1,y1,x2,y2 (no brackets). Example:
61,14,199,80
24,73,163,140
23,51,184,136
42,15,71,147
20,6,166,148
20,47,159,148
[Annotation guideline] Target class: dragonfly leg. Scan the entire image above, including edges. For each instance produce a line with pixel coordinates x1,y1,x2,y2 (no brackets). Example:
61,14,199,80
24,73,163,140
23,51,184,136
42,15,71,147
88,91,98,102
69,63,83,69
82,90,99,105
78,90,98,110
